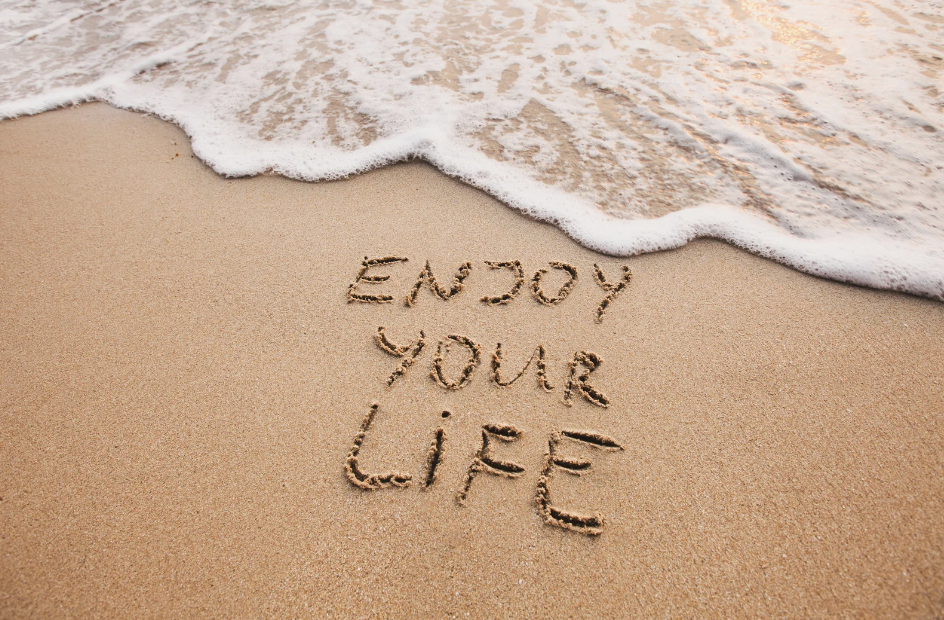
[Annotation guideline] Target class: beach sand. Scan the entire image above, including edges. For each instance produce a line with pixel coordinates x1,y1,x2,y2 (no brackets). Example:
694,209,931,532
1,103,943,617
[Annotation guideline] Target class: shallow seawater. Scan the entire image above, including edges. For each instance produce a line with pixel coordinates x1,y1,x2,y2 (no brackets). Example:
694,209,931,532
0,0,941,297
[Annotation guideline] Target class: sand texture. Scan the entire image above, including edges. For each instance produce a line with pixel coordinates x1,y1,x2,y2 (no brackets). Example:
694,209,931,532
1,104,943,618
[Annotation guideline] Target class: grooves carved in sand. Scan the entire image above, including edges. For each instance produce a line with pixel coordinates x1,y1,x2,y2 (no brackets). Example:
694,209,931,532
422,427,447,489
373,327,609,407
345,403,413,490
536,429,624,536
431,334,483,390
563,351,610,408
592,263,633,323
375,326,427,386
530,261,578,306
480,260,525,305
491,342,553,392
348,256,409,304
343,404,625,535
348,257,634,323
405,260,472,307
347,256,625,534
457,423,525,505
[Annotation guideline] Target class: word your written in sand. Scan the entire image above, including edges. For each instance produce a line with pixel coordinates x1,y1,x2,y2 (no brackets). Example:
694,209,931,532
346,404,624,536
348,256,632,323
374,327,610,408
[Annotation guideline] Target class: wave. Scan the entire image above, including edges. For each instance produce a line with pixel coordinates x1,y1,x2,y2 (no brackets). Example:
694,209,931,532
1,0,942,298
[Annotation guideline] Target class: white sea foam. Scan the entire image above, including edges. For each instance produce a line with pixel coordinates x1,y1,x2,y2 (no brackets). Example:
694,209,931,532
1,0,942,298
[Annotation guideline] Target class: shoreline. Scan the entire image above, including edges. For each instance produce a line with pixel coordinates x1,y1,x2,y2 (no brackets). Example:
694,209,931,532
1,103,942,617
5,96,942,302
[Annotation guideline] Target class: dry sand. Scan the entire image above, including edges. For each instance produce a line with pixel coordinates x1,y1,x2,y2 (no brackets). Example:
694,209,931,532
1,103,943,618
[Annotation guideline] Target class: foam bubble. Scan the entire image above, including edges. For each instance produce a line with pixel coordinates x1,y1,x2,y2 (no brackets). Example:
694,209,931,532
0,0,941,298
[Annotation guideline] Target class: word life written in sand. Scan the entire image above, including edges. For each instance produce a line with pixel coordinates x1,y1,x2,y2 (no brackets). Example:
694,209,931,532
344,256,632,536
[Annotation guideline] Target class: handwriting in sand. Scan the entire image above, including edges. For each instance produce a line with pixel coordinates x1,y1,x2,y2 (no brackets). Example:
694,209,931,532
343,257,632,536
348,256,632,323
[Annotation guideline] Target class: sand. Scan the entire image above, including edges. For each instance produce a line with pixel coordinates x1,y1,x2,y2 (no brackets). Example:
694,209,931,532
1,103,943,618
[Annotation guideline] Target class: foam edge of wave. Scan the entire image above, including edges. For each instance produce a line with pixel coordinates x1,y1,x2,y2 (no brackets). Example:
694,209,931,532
2,96,941,302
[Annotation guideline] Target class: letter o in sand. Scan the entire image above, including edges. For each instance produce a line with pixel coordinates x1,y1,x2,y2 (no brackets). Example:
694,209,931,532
530,261,578,305
431,335,483,389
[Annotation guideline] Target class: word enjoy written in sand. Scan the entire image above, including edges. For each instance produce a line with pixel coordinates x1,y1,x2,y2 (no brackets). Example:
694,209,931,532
347,256,632,323
343,256,631,536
